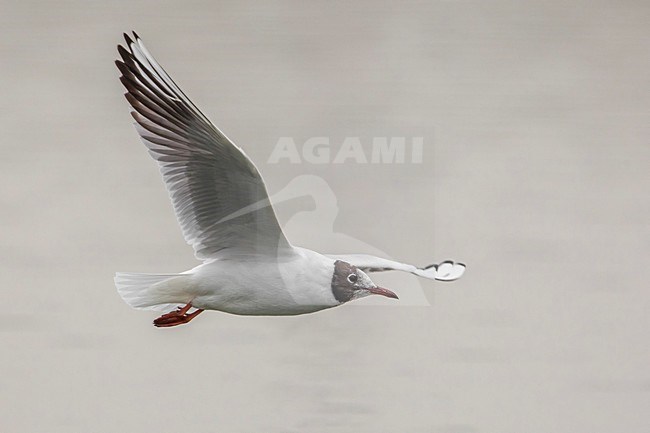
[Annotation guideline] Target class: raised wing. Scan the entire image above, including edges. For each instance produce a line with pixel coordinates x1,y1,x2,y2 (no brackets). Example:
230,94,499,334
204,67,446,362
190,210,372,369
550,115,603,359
327,254,466,282
116,32,292,260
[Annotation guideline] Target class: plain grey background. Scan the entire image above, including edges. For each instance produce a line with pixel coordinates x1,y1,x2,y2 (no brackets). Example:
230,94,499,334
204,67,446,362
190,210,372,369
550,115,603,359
1,1,648,432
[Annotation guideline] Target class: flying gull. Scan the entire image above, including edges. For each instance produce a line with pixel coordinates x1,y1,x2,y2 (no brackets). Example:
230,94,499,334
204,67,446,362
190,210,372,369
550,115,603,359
114,32,465,327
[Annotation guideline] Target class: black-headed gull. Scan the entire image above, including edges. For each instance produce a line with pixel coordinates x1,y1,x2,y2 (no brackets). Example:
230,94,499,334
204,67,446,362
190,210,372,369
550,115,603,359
114,32,465,327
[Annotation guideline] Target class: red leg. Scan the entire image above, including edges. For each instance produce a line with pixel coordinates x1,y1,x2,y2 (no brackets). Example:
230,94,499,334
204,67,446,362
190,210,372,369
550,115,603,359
155,303,192,320
153,303,204,328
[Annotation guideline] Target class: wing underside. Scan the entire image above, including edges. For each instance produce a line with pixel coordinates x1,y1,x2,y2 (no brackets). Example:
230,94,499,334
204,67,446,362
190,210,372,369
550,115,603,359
116,32,292,260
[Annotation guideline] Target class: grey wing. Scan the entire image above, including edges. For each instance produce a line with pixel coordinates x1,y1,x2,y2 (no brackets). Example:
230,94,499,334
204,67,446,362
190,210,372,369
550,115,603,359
327,254,466,281
116,32,292,260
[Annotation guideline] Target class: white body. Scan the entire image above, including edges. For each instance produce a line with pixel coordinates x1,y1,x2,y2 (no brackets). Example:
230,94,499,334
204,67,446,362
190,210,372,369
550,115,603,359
117,247,340,316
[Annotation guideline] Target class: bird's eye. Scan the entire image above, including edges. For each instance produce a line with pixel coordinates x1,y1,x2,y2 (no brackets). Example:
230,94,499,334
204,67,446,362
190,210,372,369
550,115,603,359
347,274,358,284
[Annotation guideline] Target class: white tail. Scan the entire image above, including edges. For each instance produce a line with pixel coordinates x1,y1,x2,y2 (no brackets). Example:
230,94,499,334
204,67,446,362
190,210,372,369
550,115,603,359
114,272,191,312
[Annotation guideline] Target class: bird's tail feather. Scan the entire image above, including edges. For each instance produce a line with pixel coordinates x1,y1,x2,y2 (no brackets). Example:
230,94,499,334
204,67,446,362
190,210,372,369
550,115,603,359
114,272,191,312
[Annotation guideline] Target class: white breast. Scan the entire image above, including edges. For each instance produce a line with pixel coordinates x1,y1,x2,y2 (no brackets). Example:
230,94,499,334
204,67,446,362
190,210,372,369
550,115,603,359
185,247,339,316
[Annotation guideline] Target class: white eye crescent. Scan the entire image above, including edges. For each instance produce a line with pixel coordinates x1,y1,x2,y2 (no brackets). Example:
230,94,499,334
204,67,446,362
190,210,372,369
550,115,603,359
347,274,358,284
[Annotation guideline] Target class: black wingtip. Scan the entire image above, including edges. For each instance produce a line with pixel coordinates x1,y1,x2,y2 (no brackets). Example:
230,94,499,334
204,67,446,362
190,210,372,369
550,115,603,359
115,59,130,76
132,30,141,41
124,32,134,46
117,44,130,59
118,74,135,90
